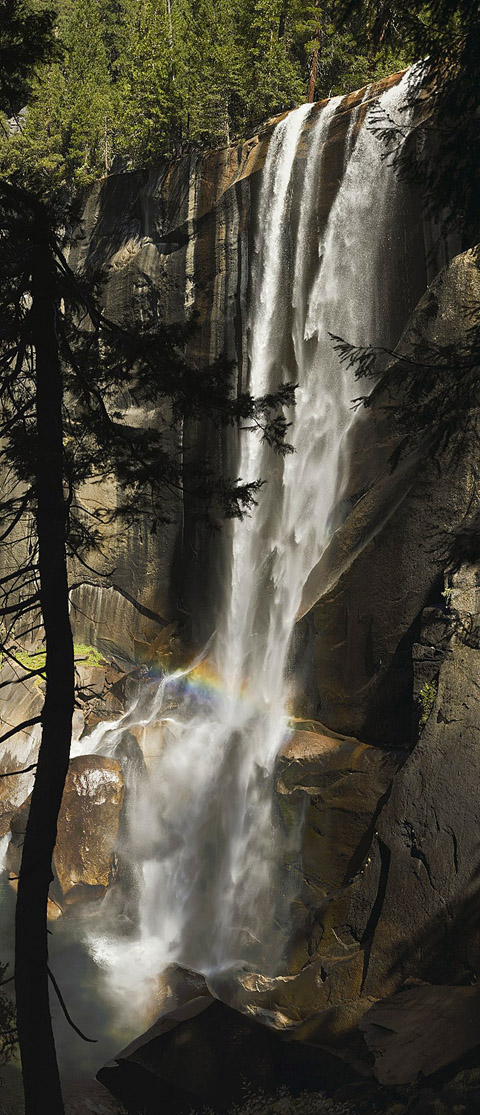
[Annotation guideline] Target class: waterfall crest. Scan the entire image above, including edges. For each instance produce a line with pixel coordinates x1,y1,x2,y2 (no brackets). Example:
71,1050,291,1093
75,71,419,1026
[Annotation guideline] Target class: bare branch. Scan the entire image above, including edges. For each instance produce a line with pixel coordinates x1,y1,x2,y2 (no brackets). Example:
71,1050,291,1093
0,488,33,542
47,967,97,1044
0,717,41,746
0,762,37,779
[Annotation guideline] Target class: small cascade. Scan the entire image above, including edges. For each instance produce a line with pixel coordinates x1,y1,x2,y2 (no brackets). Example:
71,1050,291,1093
74,70,420,1026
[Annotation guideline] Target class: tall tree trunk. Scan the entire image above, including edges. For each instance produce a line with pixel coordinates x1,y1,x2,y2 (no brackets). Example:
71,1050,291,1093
307,0,320,103
14,227,74,1115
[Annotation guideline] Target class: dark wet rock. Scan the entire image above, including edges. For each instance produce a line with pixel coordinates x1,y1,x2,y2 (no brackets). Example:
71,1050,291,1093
98,997,278,1114
98,995,363,1114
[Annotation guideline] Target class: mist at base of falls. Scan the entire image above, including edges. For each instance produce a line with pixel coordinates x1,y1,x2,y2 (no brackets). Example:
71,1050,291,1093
7,68,424,1061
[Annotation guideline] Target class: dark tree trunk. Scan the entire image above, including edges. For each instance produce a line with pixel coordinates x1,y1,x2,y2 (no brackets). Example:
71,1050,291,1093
307,46,318,102
14,227,74,1115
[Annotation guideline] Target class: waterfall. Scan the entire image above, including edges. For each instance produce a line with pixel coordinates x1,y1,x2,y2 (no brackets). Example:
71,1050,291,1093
75,70,418,1027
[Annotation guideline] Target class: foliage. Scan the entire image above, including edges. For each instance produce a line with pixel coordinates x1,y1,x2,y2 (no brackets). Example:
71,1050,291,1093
334,0,479,56
0,0,410,184
2,0,478,188
0,643,105,674
0,0,58,112
418,679,437,727
1,0,115,191
73,643,107,667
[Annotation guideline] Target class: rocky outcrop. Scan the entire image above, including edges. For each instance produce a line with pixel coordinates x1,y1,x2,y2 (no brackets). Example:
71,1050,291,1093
276,726,403,974
98,974,480,1115
219,557,480,1048
299,245,480,745
6,755,124,916
346,561,480,997
97,989,356,1115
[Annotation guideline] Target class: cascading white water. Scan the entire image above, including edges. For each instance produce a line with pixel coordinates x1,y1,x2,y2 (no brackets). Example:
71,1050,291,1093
73,70,418,1027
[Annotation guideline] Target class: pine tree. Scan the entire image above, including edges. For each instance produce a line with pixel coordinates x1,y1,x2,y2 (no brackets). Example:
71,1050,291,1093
114,0,184,163
236,0,303,130
1,0,412,179
0,0,57,110
2,0,115,188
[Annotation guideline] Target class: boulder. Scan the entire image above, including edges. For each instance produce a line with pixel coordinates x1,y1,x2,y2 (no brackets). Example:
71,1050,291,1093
98,994,360,1114
277,724,403,973
141,963,214,1029
75,660,106,698
360,982,480,1085
7,754,124,915
98,997,279,1114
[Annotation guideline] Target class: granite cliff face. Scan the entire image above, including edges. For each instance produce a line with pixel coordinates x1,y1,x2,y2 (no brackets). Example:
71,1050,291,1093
2,70,480,1089
67,70,426,658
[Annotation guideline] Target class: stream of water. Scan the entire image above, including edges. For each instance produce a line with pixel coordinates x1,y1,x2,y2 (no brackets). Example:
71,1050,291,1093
69,70,418,1027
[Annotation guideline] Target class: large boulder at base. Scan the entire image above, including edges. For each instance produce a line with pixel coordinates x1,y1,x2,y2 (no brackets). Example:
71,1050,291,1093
98,997,279,1114
7,755,124,916
97,994,361,1114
